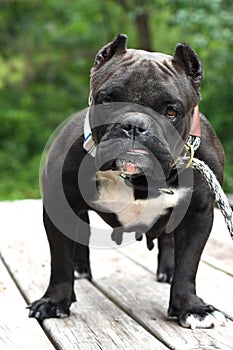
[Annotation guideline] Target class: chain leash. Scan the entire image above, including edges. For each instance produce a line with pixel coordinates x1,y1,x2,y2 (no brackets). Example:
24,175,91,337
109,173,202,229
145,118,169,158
175,144,233,239
192,158,233,239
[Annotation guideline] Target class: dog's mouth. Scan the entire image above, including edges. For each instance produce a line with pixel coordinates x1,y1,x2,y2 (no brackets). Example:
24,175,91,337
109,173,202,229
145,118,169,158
115,159,142,175
98,147,175,194
114,148,150,176
97,142,171,181
116,151,147,174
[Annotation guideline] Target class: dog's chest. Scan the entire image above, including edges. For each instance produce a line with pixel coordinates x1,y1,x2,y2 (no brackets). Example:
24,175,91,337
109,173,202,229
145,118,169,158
95,171,186,229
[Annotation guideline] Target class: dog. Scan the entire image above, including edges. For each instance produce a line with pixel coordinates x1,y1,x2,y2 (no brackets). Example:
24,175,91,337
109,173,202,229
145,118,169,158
28,34,226,328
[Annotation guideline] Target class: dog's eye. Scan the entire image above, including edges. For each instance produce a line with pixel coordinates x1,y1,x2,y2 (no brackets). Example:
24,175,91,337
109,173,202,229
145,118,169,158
165,108,177,120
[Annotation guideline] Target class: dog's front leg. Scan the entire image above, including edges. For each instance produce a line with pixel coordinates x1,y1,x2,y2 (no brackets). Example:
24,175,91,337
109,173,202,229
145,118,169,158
28,208,76,320
168,199,226,329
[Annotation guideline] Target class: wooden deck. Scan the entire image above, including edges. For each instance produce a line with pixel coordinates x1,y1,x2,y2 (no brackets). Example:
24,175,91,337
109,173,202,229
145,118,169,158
1,200,233,350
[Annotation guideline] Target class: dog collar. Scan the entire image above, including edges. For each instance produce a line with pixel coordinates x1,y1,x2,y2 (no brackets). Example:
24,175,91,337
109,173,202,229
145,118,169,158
83,109,96,157
181,106,201,167
186,105,201,152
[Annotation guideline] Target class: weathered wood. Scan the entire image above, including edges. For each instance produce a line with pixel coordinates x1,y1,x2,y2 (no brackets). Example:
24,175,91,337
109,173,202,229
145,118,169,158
48,280,168,350
88,208,233,319
0,259,54,350
227,194,233,208
117,239,233,320
1,200,233,350
91,247,233,350
202,238,233,276
0,200,168,350
202,209,233,276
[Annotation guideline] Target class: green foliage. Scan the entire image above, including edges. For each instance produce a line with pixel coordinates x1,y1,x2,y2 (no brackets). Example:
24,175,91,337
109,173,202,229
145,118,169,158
0,0,232,199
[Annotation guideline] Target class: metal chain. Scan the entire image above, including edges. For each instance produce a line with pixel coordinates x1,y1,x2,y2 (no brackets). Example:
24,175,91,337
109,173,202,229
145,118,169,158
174,135,233,240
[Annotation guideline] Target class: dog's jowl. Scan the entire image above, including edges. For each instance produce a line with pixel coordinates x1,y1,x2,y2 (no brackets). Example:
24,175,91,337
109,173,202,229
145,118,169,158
28,35,226,329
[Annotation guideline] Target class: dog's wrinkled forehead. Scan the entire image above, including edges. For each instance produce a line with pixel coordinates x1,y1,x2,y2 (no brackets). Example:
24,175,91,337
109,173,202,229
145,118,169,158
90,34,202,109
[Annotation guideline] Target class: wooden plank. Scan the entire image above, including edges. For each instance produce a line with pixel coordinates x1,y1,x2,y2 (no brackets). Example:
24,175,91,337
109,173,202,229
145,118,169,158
0,200,168,350
118,241,233,320
202,209,233,276
88,209,233,320
202,238,233,276
227,194,233,208
48,280,168,350
0,259,54,350
1,200,233,349
90,247,233,350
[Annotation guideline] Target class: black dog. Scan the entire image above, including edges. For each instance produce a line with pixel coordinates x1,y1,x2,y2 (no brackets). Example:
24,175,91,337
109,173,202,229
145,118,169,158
29,35,226,328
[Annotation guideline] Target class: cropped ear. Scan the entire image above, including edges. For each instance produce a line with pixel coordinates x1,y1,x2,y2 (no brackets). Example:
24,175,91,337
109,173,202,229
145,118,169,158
172,44,203,88
94,34,127,67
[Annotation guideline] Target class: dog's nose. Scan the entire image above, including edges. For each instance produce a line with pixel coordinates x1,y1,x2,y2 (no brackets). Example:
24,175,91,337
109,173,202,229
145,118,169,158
121,122,148,138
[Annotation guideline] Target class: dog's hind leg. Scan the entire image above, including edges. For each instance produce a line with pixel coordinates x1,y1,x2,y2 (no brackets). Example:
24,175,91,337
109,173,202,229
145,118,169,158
73,211,92,280
156,233,174,284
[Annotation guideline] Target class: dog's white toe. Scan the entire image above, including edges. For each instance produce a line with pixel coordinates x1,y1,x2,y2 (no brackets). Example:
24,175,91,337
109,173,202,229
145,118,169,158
180,310,227,329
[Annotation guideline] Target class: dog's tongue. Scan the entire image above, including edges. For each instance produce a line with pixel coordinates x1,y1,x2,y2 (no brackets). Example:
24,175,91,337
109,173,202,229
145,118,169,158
124,162,137,174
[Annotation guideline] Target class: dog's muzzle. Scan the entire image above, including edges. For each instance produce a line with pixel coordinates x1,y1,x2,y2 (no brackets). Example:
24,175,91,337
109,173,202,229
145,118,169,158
84,108,173,180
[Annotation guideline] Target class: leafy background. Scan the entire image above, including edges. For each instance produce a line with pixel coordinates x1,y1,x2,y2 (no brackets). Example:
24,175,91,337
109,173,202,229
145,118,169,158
0,0,232,200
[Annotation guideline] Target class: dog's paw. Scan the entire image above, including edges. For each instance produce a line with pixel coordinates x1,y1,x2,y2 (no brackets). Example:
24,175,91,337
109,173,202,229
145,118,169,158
111,229,124,245
27,298,70,321
156,263,173,283
74,264,92,280
135,232,143,241
156,271,173,284
178,306,227,329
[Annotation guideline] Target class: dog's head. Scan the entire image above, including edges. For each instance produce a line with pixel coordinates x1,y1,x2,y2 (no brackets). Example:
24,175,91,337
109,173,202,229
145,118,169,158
88,34,202,182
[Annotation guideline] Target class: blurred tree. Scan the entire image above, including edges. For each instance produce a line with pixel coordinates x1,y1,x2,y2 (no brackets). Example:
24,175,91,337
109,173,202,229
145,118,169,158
0,0,232,199
167,0,233,190
112,0,153,50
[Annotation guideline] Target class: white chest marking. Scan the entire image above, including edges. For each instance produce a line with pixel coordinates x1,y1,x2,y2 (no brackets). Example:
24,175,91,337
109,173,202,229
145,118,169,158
95,171,188,229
